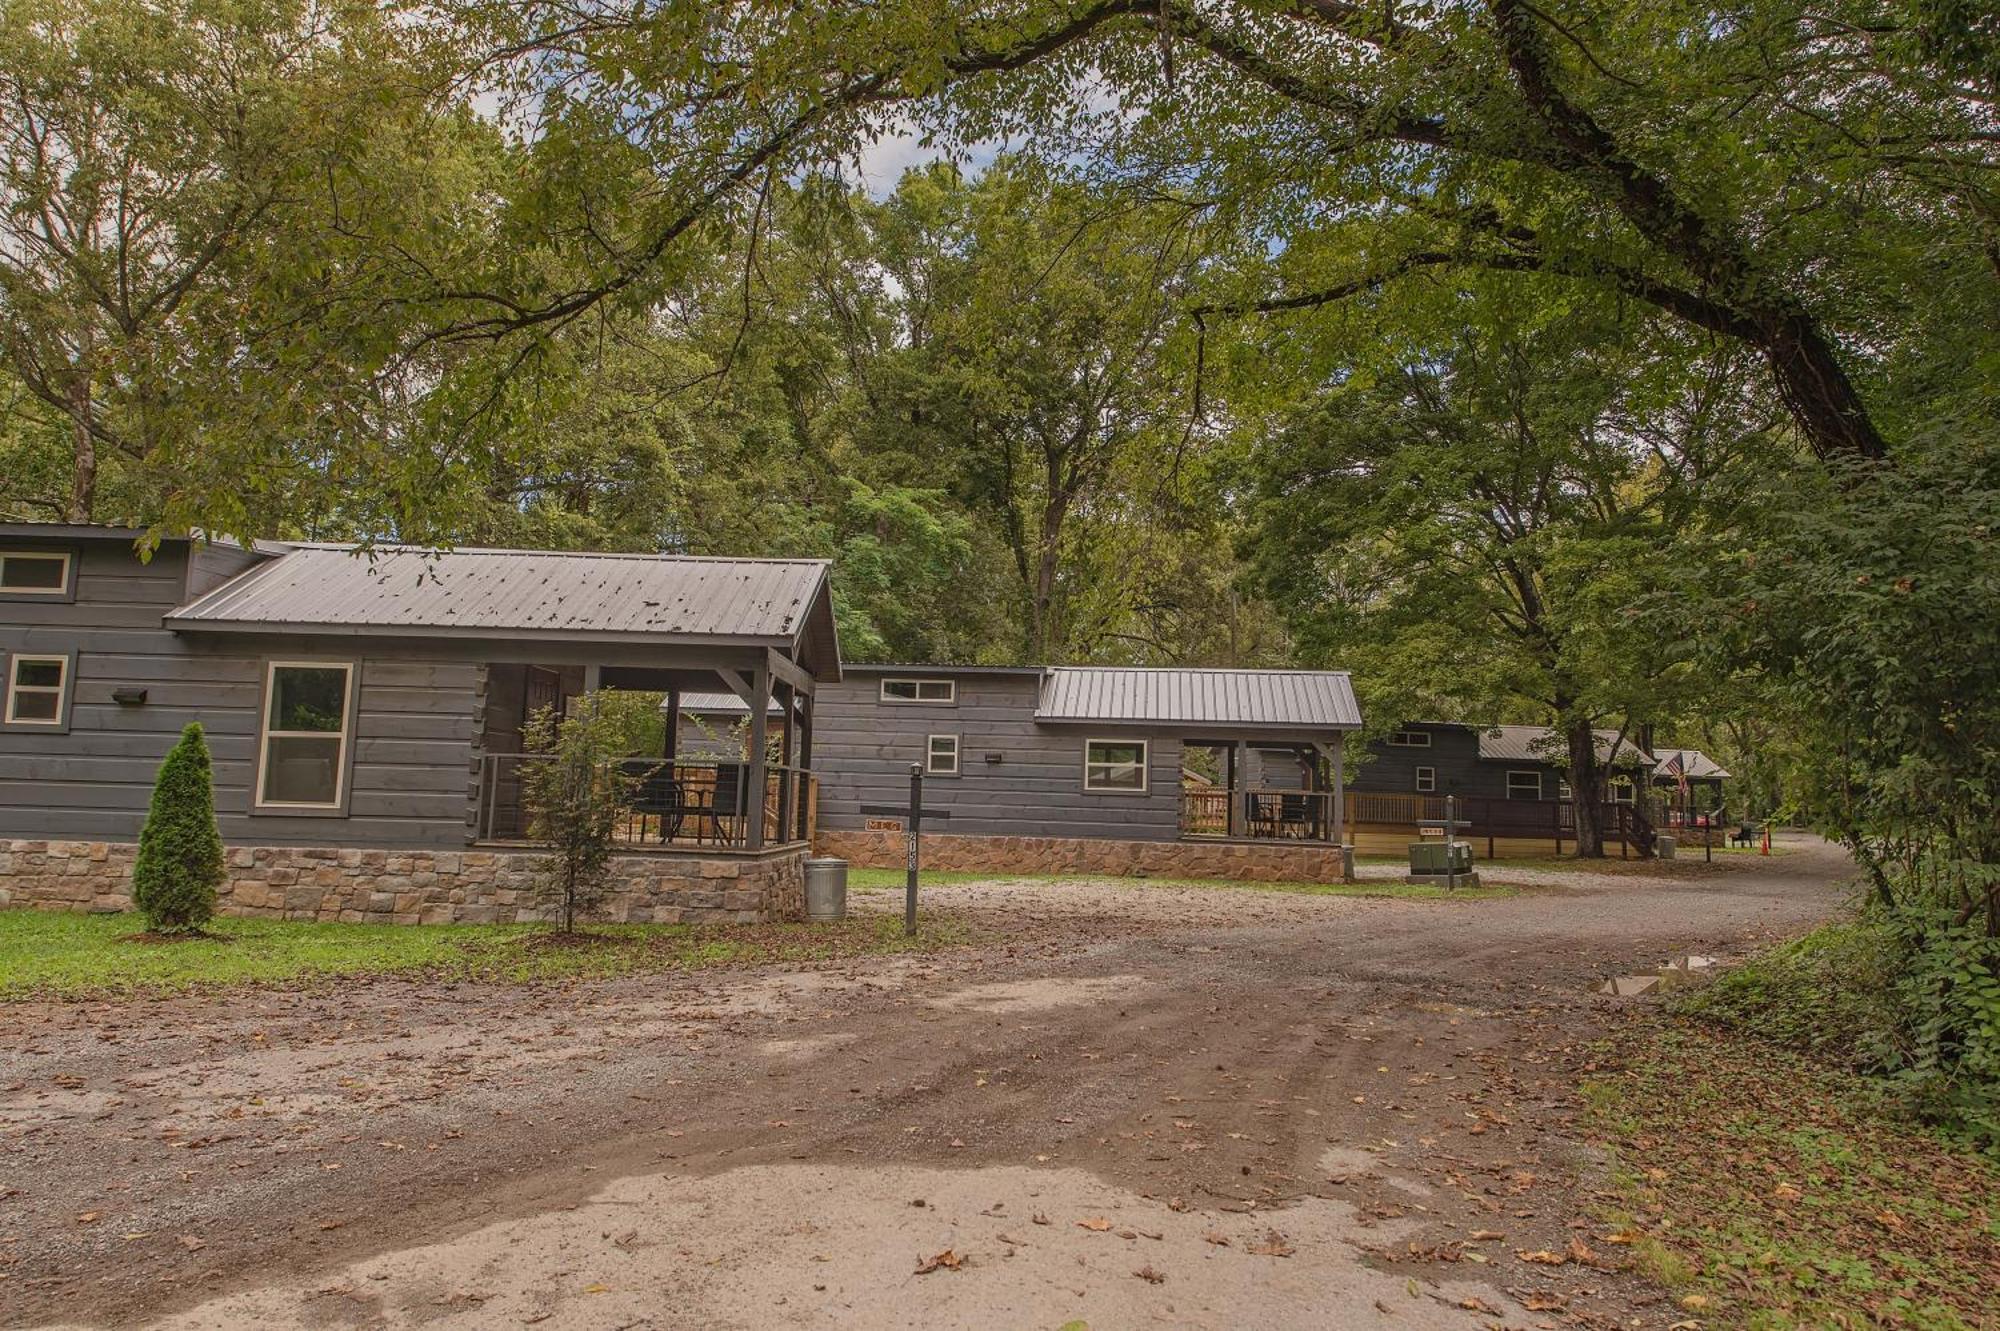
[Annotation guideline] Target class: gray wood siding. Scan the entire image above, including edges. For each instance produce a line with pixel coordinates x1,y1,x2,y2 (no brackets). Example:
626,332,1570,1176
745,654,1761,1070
1,541,479,848
813,674,1185,842
1348,723,1562,800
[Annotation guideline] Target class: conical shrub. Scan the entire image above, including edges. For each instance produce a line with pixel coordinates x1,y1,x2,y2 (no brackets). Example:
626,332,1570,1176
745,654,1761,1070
131,722,226,933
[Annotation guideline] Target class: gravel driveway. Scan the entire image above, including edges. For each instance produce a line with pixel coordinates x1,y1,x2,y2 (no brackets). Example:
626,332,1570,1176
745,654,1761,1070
2,834,1851,1329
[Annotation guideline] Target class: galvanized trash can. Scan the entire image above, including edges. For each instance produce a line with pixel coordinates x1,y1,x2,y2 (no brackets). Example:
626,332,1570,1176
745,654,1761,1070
804,857,849,921
1656,834,1677,861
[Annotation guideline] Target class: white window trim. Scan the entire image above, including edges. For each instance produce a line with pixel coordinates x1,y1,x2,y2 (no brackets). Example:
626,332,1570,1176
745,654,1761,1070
880,677,956,704
1506,770,1543,800
1609,776,1636,804
4,653,70,725
925,734,960,776
1083,737,1149,794
255,660,356,811
1414,765,1436,793
0,549,72,596
1386,729,1431,747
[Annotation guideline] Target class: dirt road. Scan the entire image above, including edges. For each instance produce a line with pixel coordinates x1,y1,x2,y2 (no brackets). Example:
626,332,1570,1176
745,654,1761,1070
2,838,1850,1329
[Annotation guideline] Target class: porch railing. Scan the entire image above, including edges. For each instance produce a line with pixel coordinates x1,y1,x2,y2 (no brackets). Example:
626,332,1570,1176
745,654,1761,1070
1180,787,1660,854
1178,788,1341,843
475,754,817,850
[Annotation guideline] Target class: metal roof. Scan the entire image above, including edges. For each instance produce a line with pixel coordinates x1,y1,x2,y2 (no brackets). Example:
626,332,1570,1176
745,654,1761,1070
1653,747,1730,781
666,691,780,715
168,543,831,648
1472,724,1652,767
1035,667,1361,730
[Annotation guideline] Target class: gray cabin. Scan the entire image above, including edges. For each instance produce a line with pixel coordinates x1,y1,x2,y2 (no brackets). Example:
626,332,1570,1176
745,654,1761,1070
0,525,840,924
811,664,1362,882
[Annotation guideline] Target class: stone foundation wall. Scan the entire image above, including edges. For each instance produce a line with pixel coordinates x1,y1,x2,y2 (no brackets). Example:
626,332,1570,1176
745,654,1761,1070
0,840,807,925
814,828,1352,884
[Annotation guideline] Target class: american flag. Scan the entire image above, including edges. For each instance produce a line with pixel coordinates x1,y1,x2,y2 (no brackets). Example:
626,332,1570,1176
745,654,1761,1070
1661,751,1685,778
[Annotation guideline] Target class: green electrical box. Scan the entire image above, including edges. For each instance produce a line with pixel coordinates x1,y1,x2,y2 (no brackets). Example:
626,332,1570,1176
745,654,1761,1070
1407,840,1474,875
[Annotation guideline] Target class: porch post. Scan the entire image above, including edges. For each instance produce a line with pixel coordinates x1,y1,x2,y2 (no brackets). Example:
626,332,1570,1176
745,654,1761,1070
1227,740,1248,838
746,665,770,850
663,687,680,760
775,680,795,843
1330,733,1345,846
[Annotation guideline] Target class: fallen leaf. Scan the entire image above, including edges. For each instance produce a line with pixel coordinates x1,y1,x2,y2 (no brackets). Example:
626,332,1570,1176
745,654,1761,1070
1515,1249,1568,1265
75,1212,101,1225
1247,1230,1294,1258
1076,1217,1112,1232
914,1248,964,1275
178,1235,206,1252
1031,1213,1051,1226
1201,1231,1231,1247
1133,1264,1165,1284
1469,1229,1506,1241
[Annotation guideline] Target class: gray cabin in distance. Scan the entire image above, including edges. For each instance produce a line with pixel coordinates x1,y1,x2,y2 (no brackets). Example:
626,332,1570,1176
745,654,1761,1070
810,664,1363,883
0,524,841,924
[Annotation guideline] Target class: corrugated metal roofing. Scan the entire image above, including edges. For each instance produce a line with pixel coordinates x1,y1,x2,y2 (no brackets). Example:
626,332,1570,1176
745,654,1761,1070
668,691,780,715
167,544,829,645
1653,747,1730,780
1035,667,1361,729
1473,724,1652,766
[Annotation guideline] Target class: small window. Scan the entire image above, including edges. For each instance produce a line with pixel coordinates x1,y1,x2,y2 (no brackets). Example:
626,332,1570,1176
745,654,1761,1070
1414,765,1436,793
0,550,71,596
1558,779,1574,801
1084,738,1148,793
1610,776,1636,804
880,678,956,704
1506,770,1543,800
4,654,70,725
257,662,354,809
926,734,960,775
1386,728,1431,747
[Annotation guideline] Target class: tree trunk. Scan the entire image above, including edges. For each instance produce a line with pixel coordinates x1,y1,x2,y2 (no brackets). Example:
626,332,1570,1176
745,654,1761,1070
66,373,96,523
1759,312,1888,462
1566,720,1606,859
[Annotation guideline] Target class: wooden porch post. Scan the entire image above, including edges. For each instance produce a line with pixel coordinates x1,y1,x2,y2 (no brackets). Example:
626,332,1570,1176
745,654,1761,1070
745,665,770,850
1329,733,1345,846
775,680,795,843
1227,740,1248,838
663,687,680,760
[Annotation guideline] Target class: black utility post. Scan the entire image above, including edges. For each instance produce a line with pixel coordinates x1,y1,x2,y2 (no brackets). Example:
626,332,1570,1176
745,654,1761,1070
862,768,948,939
905,762,922,937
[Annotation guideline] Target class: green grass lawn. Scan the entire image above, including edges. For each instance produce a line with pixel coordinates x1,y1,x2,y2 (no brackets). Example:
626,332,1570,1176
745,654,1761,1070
1583,1020,2000,1330
0,909,970,1001
844,866,1512,900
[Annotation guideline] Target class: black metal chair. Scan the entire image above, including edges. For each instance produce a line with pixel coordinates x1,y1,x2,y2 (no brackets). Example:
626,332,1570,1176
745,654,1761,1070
707,762,749,845
622,760,682,844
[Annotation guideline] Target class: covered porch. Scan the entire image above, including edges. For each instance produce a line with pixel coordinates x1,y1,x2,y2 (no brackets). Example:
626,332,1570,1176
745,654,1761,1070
1176,735,1348,845
474,655,821,853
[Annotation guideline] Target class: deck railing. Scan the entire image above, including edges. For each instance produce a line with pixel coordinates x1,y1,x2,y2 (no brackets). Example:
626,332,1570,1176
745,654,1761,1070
1178,788,1342,843
475,754,816,850
1180,787,1661,854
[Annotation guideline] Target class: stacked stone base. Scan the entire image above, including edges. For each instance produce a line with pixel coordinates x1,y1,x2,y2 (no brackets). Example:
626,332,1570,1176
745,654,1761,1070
0,839,806,925
815,828,1352,884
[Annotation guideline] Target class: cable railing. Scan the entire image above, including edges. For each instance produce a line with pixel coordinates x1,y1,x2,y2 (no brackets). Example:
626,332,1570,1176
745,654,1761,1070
475,754,816,850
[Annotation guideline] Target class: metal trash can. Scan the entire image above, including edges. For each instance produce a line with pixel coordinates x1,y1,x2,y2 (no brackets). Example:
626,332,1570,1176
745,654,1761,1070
1656,834,1677,861
803,857,848,921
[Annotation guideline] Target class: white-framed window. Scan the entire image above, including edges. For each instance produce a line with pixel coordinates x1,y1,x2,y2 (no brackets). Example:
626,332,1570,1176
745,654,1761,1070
1506,770,1543,800
880,678,956,704
926,734,960,775
1610,776,1636,804
4,653,70,725
256,661,355,810
1414,765,1436,793
1084,738,1148,793
1558,779,1574,801
0,550,71,596
1386,728,1431,747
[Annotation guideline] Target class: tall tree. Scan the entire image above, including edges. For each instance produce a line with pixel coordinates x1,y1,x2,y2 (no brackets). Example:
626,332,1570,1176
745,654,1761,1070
1242,296,1762,854
443,0,1997,470
0,0,501,536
